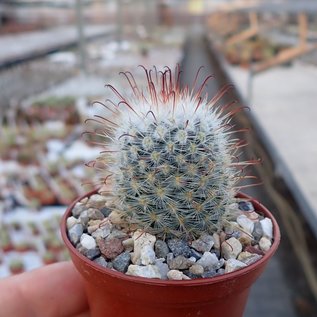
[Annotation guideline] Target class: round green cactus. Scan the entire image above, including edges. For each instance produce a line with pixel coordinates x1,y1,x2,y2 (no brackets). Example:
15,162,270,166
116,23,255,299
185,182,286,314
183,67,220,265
88,66,251,239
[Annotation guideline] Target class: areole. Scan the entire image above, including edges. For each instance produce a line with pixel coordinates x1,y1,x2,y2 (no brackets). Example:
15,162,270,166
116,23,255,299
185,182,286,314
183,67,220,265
61,189,280,317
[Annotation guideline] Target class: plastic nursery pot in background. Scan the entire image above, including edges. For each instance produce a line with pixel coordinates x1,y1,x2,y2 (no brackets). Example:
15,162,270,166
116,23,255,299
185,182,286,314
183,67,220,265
61,190,280,317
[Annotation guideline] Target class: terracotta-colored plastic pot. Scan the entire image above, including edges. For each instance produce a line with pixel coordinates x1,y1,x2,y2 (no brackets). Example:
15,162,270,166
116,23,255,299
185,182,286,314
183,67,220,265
61,190,280,317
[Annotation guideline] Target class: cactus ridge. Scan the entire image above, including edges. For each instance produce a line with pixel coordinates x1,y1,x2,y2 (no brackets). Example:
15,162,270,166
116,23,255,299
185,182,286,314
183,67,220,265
88,66,252,239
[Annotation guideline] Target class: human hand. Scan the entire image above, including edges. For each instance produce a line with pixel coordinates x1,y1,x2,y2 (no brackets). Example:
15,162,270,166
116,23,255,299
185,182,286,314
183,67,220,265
0,261,89,317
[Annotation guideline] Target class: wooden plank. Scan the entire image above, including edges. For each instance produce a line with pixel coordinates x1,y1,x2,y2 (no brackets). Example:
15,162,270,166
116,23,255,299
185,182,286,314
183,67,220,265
225,12,258,46
226,27,258,46
252,12,316,74
253,45,317,74
298,12,308,47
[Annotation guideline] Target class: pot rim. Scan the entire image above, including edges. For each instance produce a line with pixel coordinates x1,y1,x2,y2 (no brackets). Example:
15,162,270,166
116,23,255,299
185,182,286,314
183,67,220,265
61,189,280,286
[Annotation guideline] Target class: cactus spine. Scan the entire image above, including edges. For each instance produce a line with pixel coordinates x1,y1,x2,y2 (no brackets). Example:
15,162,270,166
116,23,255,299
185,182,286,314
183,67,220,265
89,67,250,239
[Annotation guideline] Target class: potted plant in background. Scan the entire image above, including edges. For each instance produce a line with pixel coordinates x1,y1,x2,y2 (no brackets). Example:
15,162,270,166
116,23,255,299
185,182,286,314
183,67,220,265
8,258,25,275
61,66,280,317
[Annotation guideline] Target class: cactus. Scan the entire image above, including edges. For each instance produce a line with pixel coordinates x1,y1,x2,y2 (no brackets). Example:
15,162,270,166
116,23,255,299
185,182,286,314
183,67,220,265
88,66,252,239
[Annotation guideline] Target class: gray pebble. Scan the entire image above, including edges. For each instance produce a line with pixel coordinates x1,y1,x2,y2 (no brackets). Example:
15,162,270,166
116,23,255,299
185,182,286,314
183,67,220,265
215,258,225,270
77,243,101,260
191,234,214,253
167,239,191,257
212,249,221,258
91,226,112,240
166,252,174,263
216,268,225,276
71,202,87,217
252,222,263,242
87,194,108,209
79,210,90,226
155,259,169,280
154,240,169,259
87,208,104,220
113,251,131,273
190,249,203,260
196,252,219,269
66,216,78,230
238,201,254,212
85,248,101,260
168,255,195,270
202,270,217,278
183,271,200,279
68,223,84,245
107,229,128,240
100,207,112,217
93,256,108,268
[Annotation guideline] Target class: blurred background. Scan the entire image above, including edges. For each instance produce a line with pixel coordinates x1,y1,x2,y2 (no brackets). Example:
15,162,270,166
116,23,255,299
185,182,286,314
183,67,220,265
0,0,316,316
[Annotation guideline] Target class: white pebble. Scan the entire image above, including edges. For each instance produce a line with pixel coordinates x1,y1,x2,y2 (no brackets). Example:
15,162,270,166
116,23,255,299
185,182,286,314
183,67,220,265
238,233,252,247
167,270,191,280
87,194,107,208
127,265,161,279
122,238,134,249
259,237,272,252
80,197,88,204
197,252,219,269
109,210,124,225
140,245,156,265
189,264,204,275
221,237,242,260
260,218,273,240
132,230,156,264
246,212,259,221
213,233,221,250
225,259,247,273
91,224,112,239
238,251,262,265
66,216,78,229
237,215,254,234
80,233,96,250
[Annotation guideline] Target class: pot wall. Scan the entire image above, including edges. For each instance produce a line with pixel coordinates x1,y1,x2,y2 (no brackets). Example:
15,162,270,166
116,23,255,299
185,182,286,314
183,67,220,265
62,191,280,317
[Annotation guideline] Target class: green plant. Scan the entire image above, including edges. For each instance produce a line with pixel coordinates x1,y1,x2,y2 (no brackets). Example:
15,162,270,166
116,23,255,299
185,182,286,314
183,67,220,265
88,67,253,239
42,251,56,264
0,230,13,252
9,258,24,274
